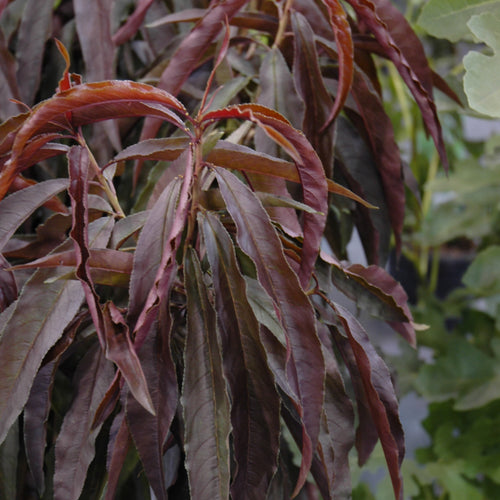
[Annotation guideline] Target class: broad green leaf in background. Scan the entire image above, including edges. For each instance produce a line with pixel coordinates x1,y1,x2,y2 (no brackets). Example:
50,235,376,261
463,12,500,118
462,246,500,295
418,0,500,43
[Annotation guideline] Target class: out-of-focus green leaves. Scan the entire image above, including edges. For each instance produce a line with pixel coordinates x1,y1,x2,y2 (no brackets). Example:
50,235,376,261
463,11,500,118
418,0,500,42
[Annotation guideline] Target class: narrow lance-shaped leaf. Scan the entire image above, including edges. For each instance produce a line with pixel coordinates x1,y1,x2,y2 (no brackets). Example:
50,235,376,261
332,303,404,500
138,0,249,146
113,0,155,45
103,302,155,415
68,145,154,414
115,138,371,207
53,345,115,500
126,321,178,500
9,248,133,276
201,212,280,499
316,322,355,498
213,168,325,495
291,12,335,177
105,411,132,500
73,0,121,151
127,177,181,327
23,313,82,496
345,0,448,170
202,104,328,287
255,48,304,237
183,248,231,500
350,69,405,252
15,0,52,105
131,147,193,350
320,0,354,130
0,179,69,252
0,273,84,445
0,254,16,313
0,216,113,444
68,145,106,348
0,81,188,200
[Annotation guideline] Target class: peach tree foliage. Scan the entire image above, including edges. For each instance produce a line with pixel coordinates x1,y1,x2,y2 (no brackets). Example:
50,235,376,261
0,0,453,499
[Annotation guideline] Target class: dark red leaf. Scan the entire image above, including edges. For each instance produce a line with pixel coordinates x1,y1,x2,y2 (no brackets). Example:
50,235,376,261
68,145,107,348
74,0,114,83
332,304,404,500
0,81,188,200
23,313,82,495
213,168,325,495
183,248,231,500
127,177,181,328
350,70,405,252
126,323,178,500
345,0,448,170
0,270,85,444
138,0,249,150
255,48,304,236
320,0,354,129
149,8,278,34
0,30,22,121
346,263,416,346
200,212,280,498
113,0,155,46
322,252,415,345
130,148,193,350
0,179,69,252
202,105,328,287
23,361,56,496
291,12,335,176
332,116,391,264
0,254,16,313
9,248,132,275
23,310,81,497
0,216,112,443
53,345,115,500
112,137,190,164
317,323,355,498
9,173,68,214
110,211,149,250
15,0,52,105
103,302,155,414
105,412,132,500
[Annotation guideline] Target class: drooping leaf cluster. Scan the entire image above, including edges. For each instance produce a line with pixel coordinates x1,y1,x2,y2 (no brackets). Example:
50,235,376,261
0,1,450,498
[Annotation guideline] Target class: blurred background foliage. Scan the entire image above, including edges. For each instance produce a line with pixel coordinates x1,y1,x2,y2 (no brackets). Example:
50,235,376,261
353,0,500,498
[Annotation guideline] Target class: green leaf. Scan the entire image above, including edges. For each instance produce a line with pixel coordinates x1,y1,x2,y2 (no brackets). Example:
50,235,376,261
418,0,500,43
416,338,495,403
462,245,500,295
463,11,500,117
183,249,231,500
